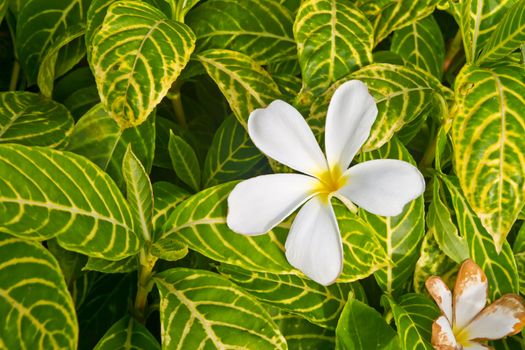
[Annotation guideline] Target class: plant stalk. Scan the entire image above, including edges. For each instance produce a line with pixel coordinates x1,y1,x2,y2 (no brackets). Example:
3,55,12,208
9,61,20,91
134,249,158,323
170,82,187,128
443,30,463,73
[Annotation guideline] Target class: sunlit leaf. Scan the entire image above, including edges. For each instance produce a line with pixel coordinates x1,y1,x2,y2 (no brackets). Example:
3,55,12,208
187,0,296,64
196,49,281,127
452,64,525,250
0,143,140,260
154,268,287,349
294,0,373,95
391,15,444,78
89,0,196,128
219,263,365,330
0,233,78,349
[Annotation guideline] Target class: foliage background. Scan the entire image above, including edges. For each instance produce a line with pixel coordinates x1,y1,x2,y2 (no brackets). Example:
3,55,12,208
0,0,524,348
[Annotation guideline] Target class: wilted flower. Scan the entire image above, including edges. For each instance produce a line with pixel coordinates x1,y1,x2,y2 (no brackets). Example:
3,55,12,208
426,259,525,349
227,80,425,285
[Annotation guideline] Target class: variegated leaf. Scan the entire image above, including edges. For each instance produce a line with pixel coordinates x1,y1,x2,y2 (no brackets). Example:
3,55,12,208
373,0,439,44
460,0,515,62
477,0,525,64
66,104,155,190
16,0,90,84
391,15,445,78
90,0,196,128
203,115,265,188
187,0,296,64
0,233,78,349
386,294,439,350
293,0,373,95
440,174,519,300
452,64,525,251
0,92,74,147
219,263,365,330
93,315,160,349
196,49,281,127
168,132,201,192
0,144,140,260
154,268,287,349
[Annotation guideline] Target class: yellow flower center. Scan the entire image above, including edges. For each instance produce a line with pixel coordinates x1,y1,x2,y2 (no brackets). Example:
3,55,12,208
313,166,347,203
453,325,470,347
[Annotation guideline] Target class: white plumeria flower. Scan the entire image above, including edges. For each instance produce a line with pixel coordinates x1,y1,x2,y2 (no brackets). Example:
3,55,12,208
426,259,525,350
227,80,425,286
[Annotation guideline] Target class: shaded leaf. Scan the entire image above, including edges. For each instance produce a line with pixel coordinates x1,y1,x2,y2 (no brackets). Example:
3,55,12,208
169,132,201,192
93,315,160,350
0,92,74,147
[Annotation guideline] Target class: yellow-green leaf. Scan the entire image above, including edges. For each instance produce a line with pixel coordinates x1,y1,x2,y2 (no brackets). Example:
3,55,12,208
0,233,78,349
90,0,196,128
293,0,373,95
452,64,525,251
196,49,281,127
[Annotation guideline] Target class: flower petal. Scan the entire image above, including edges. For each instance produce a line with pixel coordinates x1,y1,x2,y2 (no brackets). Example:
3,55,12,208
426,276,453,323
463,294,525,341
227,174,318,235
431,315,458,350
325,80,378,171
337,159,425,216
248,100,327,176
285,196,342,286
453,259,488,330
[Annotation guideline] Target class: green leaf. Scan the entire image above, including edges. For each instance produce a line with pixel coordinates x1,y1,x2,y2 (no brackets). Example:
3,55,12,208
0,0,8,25
187,0,296,64
360,139,425,295
413,231,456,294
391,15,445,78
336,298,399,350
203,115,265,188
386,294,439,350
89,0,196,128
47,238,88,287
196,49,281,127
478,0,525,64
0,233,78,349
154,268,287,349
293,0,373,95
514,224,525,295
168,0,201,21
307,64,436,152
219,263,364,330
440,174,519,300
123,147,153,242
83,256,137,274
37,24,86,98
93,315,160,350
77,273,136,350
66,104,155,190
428,176,469,263
460,0,515,62
16,0,90,83
169,132,201,192
452,64,525,250
268,306,335,349
0,143,140,260
152,181,190,237
0,92,74,148
373,0,438,44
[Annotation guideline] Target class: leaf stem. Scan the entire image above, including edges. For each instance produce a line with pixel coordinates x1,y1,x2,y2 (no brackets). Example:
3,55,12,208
443,30,463,73
9,61,20,91
169,82,187,128
133,248,158,323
